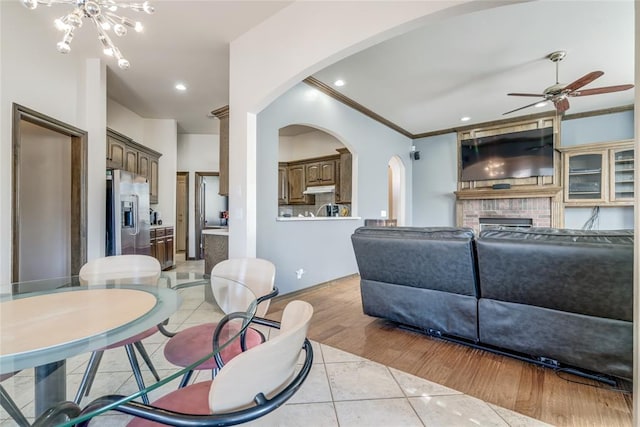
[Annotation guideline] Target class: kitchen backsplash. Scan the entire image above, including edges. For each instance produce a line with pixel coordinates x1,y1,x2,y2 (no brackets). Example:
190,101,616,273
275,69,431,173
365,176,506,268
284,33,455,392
279,193,351,217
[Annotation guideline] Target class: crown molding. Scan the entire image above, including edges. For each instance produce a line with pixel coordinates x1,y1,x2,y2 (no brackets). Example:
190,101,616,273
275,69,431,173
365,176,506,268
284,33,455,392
210,105,229,119
303,77,413,138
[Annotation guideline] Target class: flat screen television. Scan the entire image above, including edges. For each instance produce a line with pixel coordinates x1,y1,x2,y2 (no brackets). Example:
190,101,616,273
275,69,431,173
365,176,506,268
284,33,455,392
460,127,554,181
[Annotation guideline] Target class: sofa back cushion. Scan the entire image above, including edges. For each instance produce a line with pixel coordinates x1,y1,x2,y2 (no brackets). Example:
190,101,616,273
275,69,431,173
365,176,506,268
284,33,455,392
351,227,479,297
476,227,633,321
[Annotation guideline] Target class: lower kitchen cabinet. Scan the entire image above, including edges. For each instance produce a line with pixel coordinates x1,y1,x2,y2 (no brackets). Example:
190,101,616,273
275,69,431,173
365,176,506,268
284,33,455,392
150,226,175,270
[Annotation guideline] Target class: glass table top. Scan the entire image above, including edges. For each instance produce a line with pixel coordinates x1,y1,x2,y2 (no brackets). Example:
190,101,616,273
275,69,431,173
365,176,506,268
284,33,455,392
0,271,258,426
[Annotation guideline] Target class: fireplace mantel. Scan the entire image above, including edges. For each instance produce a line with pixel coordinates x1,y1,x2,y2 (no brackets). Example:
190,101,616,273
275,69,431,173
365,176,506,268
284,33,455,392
455,186,564,232
455,186,562,200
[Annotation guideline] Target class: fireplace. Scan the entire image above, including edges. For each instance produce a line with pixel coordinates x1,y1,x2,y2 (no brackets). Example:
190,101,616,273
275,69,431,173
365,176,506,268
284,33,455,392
479,217,533,231
455,187,563,234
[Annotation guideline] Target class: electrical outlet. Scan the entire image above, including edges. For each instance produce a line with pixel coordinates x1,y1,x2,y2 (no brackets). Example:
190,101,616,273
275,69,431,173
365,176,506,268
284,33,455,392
380,210,387,218
295,268,305,279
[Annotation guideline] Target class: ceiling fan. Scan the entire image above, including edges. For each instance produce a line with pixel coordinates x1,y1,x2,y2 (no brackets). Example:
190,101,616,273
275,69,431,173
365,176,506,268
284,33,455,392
503,50,634,115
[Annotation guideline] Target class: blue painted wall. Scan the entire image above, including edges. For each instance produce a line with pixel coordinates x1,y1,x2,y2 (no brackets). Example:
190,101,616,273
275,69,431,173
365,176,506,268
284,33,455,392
412,133,458,226
257,83,412,294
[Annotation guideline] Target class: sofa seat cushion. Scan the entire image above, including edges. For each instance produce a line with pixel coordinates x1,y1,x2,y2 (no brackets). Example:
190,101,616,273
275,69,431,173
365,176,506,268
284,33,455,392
361,279,479,341
478,298,632,380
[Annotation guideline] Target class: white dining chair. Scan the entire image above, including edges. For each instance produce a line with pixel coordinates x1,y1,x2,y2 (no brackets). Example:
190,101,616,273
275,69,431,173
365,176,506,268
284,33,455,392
76,300,314,427
163,257,278,388
74,255,161,405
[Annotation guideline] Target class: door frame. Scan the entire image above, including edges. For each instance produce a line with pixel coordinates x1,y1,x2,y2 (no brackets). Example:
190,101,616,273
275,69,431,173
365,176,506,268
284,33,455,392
194,171,219,260
12,103,88,281
175,171,189,257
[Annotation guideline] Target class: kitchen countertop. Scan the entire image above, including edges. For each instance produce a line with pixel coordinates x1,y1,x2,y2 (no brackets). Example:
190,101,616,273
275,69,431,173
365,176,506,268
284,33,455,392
202,228,229,236
276,216,361,222
151,224,173,229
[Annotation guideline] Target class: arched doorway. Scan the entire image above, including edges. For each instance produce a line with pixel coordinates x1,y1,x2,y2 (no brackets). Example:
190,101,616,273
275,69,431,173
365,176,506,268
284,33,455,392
388,155,406,226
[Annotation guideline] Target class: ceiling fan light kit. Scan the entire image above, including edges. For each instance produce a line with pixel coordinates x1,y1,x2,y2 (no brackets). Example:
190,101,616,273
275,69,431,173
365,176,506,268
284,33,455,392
504,50,634,115
20,0,154,70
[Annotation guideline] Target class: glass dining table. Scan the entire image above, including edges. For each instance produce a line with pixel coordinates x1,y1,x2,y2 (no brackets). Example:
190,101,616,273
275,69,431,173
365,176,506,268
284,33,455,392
0,271,258,426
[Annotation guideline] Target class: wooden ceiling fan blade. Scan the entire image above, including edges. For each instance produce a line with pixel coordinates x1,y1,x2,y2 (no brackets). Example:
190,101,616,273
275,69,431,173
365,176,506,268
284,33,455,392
503,100,545,115
507,92,545,97
554,98,570,113
571,84,634,96
564,71,604,92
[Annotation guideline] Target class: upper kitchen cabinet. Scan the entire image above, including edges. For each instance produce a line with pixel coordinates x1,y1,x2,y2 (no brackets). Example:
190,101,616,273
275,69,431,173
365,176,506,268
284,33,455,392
335,148,352,204
306,158,336,186
107,131,128,170
107,128,162,203
211,106,229,196
278,124,352,209
287,162,315,204
278,163,289,205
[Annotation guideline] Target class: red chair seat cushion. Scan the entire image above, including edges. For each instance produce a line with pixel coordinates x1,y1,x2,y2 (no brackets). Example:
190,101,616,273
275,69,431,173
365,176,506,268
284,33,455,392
105,326,159,349
127,380,213,427
164,323,263,370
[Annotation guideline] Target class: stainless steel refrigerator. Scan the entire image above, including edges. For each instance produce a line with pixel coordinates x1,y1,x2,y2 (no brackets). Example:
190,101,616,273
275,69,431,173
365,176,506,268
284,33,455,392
106,169,151,256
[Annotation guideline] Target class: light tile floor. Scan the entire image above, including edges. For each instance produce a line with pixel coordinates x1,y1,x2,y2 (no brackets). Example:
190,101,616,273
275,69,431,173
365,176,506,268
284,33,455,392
1,258,551,427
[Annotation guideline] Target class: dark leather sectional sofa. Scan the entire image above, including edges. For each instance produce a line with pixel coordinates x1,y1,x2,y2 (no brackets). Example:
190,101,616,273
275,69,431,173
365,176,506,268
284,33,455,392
350,226,633,380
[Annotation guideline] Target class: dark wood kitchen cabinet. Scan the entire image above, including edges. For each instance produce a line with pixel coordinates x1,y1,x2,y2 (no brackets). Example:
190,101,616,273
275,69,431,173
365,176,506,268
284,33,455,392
278,163,288,205
150,226,174,270
335,148,352,204
107,128,162,203
306,159,336,186
287,163,315,205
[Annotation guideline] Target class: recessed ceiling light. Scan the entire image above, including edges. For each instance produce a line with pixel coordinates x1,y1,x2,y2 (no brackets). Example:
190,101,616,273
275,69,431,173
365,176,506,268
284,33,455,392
334,79,345,87
175,83,187,91
534,101,548,108
460,116,471,122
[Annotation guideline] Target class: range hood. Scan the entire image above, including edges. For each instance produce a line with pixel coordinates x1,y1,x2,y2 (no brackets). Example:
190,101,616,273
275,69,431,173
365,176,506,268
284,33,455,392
303,185,335,194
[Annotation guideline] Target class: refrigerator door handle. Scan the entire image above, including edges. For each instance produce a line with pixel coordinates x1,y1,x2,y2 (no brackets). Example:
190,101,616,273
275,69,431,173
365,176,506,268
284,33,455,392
132,194,140,236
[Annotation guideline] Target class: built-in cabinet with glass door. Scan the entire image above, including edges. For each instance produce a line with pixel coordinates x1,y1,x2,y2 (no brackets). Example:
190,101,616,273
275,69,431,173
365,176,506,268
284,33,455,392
561,140,633,206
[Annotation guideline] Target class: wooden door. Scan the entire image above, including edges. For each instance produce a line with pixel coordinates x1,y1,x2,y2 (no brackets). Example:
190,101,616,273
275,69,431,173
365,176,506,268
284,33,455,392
176,172,188,253
12,104,88,281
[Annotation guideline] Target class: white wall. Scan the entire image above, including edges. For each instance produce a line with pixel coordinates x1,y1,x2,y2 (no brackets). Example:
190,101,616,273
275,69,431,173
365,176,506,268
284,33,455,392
1,2,106,281
177,133,220,258
257,82,412,294
107,98,145,142
144,119,178,226
279,130,345,162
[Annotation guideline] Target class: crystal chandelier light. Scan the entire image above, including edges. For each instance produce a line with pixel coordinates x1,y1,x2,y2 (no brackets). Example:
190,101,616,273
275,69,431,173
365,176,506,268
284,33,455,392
21,0,154,70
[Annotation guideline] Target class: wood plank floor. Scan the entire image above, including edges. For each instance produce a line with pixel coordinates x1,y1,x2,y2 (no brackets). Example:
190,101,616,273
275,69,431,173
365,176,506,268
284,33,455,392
268,275,633,427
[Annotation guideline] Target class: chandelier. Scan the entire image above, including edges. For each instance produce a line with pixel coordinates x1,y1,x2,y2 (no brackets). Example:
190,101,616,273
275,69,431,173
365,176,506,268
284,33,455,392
21,0,154,70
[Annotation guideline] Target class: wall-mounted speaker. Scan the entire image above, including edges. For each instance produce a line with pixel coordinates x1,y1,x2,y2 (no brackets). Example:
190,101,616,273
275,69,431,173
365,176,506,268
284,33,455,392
410,151,421,160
